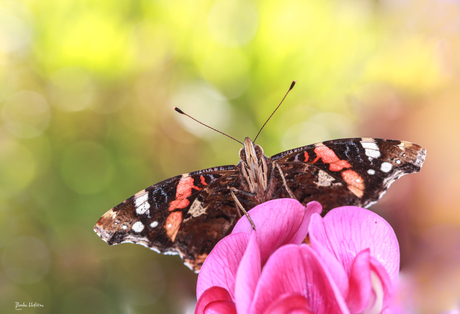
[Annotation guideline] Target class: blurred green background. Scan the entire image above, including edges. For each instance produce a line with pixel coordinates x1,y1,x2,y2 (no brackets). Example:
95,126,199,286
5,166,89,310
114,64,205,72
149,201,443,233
1,0,460,313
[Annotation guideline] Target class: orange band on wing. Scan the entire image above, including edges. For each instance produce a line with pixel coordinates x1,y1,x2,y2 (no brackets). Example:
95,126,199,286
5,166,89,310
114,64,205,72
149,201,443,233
165,211,183,242
313,146,352,171
341,169,364,198
168,176,202,211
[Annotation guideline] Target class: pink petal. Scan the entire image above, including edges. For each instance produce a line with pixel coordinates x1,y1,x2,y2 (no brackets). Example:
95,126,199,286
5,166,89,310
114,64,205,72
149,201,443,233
309,207,400,284
369,255,393,311
196,233,250,300
235,232,261,314
203,301,236,314
347,249,372,313
250,244,350,314
310,237,349,297
346,249,394,314
263,294,314,314
195,286,235,314
232,199,322,264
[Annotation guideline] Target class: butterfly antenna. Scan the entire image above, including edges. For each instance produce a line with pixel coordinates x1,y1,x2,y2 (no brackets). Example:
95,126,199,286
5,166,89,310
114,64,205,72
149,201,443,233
174,107,244,145
253,80,296,143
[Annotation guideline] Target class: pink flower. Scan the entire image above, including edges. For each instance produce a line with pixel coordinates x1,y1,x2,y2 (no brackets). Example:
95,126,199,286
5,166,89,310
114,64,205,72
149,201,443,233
309,206,398,313
195,199,399,314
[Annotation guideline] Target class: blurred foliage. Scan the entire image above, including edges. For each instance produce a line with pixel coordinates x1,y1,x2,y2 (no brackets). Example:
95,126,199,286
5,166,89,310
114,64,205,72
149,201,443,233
1,0,460,313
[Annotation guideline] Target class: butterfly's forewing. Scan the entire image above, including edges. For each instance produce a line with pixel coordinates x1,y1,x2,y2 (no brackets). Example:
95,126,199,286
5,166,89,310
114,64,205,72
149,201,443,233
271,138,426,214
94,165,244,271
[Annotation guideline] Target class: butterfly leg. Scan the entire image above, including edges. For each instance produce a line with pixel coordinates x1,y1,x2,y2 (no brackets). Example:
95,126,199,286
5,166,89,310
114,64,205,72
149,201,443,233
273,161,296,199
229,187,256,231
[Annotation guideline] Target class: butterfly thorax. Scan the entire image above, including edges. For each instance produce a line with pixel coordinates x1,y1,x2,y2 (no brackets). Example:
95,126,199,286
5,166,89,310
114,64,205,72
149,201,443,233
238,137,270,196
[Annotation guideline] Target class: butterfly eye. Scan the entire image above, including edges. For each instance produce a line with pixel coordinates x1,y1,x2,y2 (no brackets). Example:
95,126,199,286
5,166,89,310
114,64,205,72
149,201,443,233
239,147,246,161
254,145,264,159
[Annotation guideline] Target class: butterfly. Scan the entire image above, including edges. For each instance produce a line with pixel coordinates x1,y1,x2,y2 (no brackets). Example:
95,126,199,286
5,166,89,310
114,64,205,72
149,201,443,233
94,133,426,272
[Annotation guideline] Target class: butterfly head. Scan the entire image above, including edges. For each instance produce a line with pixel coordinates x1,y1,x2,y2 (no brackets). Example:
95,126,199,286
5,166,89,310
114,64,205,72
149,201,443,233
238,137,269,193
239,137,264,168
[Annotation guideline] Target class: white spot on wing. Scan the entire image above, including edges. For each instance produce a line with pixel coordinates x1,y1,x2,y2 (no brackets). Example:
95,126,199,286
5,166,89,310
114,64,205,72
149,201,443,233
136,203,150,216
366,149,381,158
132,221,144,233
150,221,159,228
183,261,197,272
164,251,180,256
121,236,152,250
368,169,376,175
380,162,393,173
316,170,335,187
135,192,150,215
361,141,379,150
187,199,207,218
151,246,161,254
361,140,381,158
